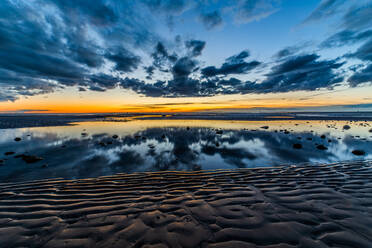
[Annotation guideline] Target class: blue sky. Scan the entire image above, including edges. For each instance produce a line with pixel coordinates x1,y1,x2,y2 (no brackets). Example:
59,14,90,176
0,0,371,112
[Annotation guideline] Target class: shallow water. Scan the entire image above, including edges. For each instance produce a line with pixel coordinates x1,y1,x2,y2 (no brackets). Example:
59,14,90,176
0,119,371,182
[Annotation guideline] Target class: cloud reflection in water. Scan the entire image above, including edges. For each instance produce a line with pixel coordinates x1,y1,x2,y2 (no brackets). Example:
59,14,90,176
0,120,371,182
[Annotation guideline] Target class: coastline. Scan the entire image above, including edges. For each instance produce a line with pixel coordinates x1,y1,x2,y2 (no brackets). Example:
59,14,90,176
1,112,372,129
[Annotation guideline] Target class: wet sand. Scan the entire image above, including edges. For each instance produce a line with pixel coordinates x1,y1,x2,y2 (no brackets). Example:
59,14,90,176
0,161,372,247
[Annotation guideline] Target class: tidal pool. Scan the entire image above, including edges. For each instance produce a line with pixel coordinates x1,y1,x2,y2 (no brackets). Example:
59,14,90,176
0,119,371,182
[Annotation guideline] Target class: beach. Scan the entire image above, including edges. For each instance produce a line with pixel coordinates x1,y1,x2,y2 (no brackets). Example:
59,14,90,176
1,161,371,247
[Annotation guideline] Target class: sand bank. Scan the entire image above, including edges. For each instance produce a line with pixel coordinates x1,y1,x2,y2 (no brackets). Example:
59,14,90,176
0,161,372,247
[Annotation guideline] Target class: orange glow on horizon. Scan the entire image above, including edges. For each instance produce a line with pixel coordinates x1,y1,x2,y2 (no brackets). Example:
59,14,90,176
1,86,372,114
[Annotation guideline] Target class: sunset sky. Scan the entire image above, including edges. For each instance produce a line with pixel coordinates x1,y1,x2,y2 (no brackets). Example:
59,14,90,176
0,0,371,113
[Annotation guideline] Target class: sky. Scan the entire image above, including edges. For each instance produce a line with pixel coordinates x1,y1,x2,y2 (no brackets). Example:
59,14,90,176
0,0,371,113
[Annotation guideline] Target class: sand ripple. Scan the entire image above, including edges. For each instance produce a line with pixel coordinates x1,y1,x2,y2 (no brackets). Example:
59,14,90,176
0,161,372,247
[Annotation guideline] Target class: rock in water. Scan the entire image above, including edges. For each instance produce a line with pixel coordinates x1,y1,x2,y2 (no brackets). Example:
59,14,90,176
343,125,351,130
293,143,302,149
352,150,365,156
112,135,118,139
21,155,43,164
316,144,327,150
14,137,21,142
4,152,15,156
260,126,269,129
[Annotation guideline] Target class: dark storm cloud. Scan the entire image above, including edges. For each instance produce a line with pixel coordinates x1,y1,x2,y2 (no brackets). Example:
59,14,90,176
185,40,206,57
320,30,372,48
275,42,313,59
146,39,205,81
348,64,372,86
346,39,372,62
119,53,345,97
199,11,223,30
0,0,153,101
201,50,261,77
250,54,345,93
105,49,141,73
151,42,178,72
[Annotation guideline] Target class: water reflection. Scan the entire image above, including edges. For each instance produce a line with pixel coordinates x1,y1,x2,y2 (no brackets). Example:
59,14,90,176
0,120,371,182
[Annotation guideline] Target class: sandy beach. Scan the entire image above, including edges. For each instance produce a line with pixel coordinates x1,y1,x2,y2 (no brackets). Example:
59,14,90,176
0,161,371,247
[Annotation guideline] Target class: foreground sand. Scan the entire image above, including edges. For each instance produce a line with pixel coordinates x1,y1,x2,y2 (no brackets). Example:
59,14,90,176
0,161,372,247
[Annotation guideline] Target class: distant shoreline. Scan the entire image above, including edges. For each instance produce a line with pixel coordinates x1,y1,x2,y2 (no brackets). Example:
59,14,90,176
1,112,372,129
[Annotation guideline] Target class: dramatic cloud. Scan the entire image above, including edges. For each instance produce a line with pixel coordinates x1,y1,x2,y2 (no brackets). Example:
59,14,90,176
0,0,153,100
146,39,206,82
348,64,372,86
201,50,261,77
274,42,312,59
118,53,345,97
314,1,372,87
347,39,372,62
252,54,345,93
321,30,372,48
199,11,223,30
0,0,370,102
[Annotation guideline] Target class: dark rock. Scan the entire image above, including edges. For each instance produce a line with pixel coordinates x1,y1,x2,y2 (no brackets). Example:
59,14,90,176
112,135,118,139
4,152,15,156
328,139,332,142
41,164,48,168
320,135,326,139
316,145,327,150
306,137,312,141
21,155,43,164
215,142,220,147
216,130,223,134
14,137,21,142
81,132,88,136
98,142,106,147
186,127,190,130
161,134,166,139
284,131,290,134
107,141,113,145
352,150,365,156
369,128,372,133
260,126,269,129
148,144,155,149
343,125,351,130
293,143,302,149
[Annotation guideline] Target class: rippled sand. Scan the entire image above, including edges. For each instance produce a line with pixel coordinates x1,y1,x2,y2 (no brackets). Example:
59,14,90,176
0,161,372,247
